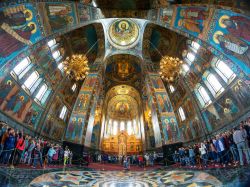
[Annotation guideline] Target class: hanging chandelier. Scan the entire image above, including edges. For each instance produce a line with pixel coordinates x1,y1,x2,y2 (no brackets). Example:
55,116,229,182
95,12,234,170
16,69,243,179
63,54,90,80
159,56,183,82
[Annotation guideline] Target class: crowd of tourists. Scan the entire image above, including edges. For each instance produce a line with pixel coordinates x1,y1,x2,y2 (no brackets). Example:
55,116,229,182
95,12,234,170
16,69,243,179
1,117,250,170
91,153,158,169
0,122,73,168
173,118,250,168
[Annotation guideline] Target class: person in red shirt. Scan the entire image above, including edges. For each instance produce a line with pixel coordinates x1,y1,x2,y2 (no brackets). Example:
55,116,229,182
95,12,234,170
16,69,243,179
138,155,144,167
13,132,25,166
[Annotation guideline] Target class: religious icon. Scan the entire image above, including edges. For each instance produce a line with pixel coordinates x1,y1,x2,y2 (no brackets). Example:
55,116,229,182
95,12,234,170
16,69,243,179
219,15,250,42
0,80,13,106
213,31,250,65
180,8,208,20
46,4,74,31
0,5,36,57
178,19,202,34
160,8,173,25
109,19,139,48
67,117,76,139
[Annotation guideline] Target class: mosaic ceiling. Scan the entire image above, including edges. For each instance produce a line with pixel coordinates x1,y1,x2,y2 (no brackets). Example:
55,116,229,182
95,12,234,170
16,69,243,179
108,19,140,50
107,95,138,119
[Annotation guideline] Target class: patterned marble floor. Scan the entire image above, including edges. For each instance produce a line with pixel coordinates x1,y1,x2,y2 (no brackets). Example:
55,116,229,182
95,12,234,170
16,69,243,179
0,165,250,187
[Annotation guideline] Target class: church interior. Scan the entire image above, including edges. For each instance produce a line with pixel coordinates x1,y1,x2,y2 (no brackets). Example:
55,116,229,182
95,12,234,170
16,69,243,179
0,0,250,186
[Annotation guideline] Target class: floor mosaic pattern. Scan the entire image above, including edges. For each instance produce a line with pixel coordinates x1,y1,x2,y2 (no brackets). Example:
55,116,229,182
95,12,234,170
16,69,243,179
29,170,222,187
0,165,250,187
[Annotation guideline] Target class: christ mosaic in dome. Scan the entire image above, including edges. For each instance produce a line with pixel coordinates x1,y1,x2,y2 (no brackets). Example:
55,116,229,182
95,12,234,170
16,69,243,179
108,19,139,49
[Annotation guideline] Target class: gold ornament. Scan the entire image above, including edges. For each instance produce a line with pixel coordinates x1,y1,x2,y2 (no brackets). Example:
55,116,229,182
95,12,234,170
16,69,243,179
62,54,89,80
159,55,183,82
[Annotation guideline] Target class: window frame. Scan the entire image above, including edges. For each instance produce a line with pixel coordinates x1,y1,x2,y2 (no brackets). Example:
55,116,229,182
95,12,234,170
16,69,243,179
214,59,236,84
182,64,190,73
35,84,48,102
47,39,57,48
11,57,31,79
59,105,67,120
206,73,224,95
58,62,64,71
197,85,212,106
71,83,77,92
22,71,39,91
178,107,186,121
169,85,175,93
52,50,61,60
187,52,195,63
191,41,200,52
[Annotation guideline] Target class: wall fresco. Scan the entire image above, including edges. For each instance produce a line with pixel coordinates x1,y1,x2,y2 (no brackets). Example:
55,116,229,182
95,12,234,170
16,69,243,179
159,7,174,26
65,73,98,144
77,4,91,22
161,116,179,144
145,79,162,148
0,4,42,66
204,9,250,74
148,73,180,144
0,76,43,130
173,6,210,37
41,95,70,141
38,2,77,35
84,77,102,147
202,78,250,132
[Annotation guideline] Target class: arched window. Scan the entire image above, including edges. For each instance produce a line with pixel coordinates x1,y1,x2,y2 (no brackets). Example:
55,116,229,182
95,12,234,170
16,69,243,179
113,120,118,135
12,57,31,78
178,107,186,121
127,120,132,135
182,64,190,73
120,121,125,131
215,59,236,83
197,85,211,106
58,62,64,71
169,85,175,93
59,106,67,120
22,71,39,90
52,50,60,60
47,39,56,48
187,52,195,63
206,73,224,95
71,83,77,92
35,84,48,101
191,41,200,52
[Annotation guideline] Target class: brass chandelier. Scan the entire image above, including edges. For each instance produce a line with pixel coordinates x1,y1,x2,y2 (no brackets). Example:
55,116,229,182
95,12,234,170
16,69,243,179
159,56,183,82
63,54,90,80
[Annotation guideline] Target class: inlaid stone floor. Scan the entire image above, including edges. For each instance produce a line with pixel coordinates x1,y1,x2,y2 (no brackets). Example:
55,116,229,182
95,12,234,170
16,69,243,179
0,165,250,187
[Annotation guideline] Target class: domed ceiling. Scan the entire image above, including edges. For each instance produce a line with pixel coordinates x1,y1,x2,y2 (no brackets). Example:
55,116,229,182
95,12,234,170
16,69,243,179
108,19,140,49
105,85,141,104
62,24,104,64
105,54,142,91
107,95,138,120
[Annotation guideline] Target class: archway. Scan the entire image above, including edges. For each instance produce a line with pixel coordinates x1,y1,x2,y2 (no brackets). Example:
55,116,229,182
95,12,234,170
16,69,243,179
100,85,144,155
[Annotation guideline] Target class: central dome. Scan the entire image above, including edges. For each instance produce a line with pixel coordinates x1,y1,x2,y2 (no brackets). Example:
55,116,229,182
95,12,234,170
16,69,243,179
108,19,139,49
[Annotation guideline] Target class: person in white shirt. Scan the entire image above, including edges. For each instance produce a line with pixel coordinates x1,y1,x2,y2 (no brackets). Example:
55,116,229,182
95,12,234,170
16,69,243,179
64,146,70,166
199,142,207,167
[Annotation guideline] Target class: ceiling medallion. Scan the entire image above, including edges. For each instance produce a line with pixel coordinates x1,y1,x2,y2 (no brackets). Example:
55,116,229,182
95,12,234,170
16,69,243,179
108,19,139,50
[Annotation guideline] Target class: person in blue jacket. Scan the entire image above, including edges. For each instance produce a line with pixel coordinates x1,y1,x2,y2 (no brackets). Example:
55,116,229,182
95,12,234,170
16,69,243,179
214,134,227,167
2,128,16,164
